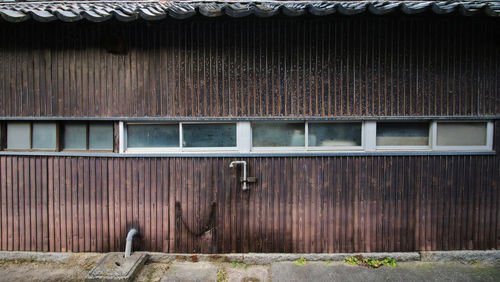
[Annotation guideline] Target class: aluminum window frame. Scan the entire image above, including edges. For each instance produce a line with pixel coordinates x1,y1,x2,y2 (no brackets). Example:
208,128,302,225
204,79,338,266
122,121,239,153
180,121,238,152
306,121,365,151
123,122,181,153
431,120,493,151
375,121,432,151
251,121,307,152
0,119,495,156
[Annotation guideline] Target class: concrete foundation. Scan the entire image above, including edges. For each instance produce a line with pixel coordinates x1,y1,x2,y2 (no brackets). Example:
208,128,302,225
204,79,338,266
421,250,500,263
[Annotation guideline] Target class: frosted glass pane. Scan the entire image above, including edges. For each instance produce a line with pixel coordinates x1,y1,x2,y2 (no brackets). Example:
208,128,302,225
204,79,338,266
377,122,429,146
437,122,487,146
89,123,113,150
308,123,362,147
253,123,305,147
63,123,87,150
32,123,57,150
7,123,30,149
127,124,179,148
183,124,236,147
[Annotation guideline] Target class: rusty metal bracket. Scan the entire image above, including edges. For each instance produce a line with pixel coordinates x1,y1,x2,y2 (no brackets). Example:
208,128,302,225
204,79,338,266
240,176,257,183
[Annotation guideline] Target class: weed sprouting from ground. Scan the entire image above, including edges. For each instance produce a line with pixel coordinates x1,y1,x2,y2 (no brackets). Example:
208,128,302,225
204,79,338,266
231,261,249,268
468,259,483,266
295,257,307,266
344,255,397,268
216,269,228,282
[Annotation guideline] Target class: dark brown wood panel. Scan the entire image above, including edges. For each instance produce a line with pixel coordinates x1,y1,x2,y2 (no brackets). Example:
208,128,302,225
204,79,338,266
0,16,498,118
0,152,498,253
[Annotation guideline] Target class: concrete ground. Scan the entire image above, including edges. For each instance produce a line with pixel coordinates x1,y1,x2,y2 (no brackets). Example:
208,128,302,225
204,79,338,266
0,252,499,281
0,253,103,282
270,261,500,282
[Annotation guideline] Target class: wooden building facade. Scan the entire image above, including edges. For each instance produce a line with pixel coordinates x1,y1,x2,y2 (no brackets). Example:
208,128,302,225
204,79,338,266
0,1,499,253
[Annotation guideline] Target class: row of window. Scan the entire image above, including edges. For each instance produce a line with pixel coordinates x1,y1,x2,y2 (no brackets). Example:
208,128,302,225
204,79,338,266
0,122,113,151
121,121,492,152
0,120,493,153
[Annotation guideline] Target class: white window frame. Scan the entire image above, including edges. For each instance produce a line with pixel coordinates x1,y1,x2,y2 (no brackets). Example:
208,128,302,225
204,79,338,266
237,121,252,153
375,121,432,151
432,120,493,151
251,121,307,152
122,121,239,153
364,121,377,152
115,119,495,155
123,122,181,153
306,121,364,151
179,122,238,152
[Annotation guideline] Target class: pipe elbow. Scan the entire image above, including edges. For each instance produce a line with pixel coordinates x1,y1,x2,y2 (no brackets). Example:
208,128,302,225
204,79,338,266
126,228,138,242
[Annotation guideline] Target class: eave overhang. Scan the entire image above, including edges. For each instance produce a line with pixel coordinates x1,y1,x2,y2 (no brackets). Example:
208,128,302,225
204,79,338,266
0,1,498,23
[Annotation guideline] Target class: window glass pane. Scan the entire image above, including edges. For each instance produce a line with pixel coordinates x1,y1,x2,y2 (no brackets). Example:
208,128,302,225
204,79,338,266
377,122,429,146
7,123,31,149
308,123,362,147
63,123,87,150
127,124,179,148
183,124,236,147
437,122,487,146
32,123,57,150
89,123,113,150
253,123,305,147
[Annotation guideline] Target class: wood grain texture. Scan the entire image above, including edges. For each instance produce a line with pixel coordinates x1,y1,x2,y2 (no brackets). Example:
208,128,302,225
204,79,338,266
0,16,498,118
0,15,498,253
0,128,498,253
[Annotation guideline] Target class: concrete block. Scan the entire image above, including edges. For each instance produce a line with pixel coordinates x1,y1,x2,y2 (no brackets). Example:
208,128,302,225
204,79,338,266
161,262,219,282
85,252,148,282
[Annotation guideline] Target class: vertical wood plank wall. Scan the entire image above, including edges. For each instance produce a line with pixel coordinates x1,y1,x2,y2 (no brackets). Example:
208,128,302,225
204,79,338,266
0,16,498,118
0,16,499,253
0,151,498,253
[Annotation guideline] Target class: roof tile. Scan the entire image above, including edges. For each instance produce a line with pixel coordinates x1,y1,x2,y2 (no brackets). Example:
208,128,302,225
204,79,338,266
0,1,497,23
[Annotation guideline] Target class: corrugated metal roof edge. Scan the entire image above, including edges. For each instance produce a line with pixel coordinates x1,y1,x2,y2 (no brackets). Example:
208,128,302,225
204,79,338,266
0,1,498,23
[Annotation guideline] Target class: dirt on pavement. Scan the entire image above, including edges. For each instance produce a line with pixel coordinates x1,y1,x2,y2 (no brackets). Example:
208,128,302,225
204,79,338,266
0,253,103,282
0,253,499,282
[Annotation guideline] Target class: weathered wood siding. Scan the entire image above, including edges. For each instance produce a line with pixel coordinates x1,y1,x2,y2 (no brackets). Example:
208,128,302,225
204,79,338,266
0,15,499,253
0,16,498,118
0,149,499,253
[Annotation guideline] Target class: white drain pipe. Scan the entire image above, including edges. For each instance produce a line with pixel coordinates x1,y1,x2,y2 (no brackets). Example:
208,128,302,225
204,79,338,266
124,228,138,257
